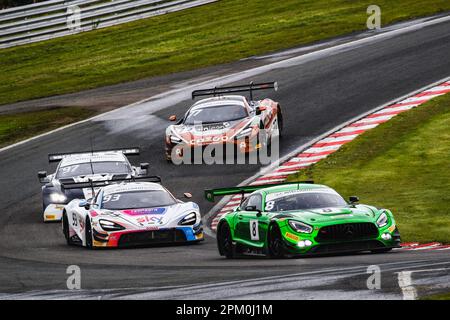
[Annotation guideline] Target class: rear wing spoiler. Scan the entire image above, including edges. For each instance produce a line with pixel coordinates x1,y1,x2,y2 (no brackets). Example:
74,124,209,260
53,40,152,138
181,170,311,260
204,181,314,202
48,147,140,162
61,175,161,190
192,81,278,101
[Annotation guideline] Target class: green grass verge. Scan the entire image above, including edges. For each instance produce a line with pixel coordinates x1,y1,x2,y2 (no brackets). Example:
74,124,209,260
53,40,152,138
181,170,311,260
421,292,450,300
288,94,450,243
1,0,450,106
0,107,96,148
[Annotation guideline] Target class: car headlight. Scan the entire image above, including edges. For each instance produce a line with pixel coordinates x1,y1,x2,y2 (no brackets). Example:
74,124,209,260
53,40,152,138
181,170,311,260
288,220,313,234
170,135,183,144
376,212,388,228
235,127,253,140
179,212,197,226
50,193,67,203
99,219,125,232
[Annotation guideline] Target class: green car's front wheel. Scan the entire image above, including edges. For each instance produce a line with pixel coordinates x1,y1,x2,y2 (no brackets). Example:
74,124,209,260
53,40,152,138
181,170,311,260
217,222,235,259
267,223,286,258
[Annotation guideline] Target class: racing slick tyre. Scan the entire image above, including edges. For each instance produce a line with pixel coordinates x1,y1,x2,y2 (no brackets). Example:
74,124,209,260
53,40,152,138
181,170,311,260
217,222,235,259
267,223,286,259
62,212,73,245
274,110,283,139
85,218,93,249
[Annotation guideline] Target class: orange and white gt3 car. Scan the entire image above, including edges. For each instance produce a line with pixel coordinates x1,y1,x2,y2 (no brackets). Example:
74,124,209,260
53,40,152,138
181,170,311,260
165,82,283,162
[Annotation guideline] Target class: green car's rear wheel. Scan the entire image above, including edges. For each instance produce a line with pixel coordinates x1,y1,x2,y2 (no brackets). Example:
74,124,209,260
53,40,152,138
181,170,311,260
268,223,286,258
217,222,234,259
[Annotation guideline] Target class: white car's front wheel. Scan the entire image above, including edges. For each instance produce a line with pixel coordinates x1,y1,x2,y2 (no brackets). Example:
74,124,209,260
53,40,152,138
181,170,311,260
85,218,93,249
62,212,73,245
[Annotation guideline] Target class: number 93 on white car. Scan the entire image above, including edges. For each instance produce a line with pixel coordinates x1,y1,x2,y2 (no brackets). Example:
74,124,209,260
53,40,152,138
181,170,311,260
61,176,204,248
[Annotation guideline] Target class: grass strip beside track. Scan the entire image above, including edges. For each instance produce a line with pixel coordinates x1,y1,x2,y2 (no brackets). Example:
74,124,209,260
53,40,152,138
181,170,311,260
1,0,450,106
0,107,96,148
288,94,450,244
421,292,450,300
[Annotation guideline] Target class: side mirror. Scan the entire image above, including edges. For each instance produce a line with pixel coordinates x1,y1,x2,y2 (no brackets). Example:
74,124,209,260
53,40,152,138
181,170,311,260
256,106,267,115
38,171,49,183
349,196,359,204
245,205,262,217
183,192,193,199
79,200,90,210
169,115,177,121
140,163,149,170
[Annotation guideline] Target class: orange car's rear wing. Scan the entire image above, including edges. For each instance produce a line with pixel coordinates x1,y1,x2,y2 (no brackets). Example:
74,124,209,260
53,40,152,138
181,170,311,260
192,81,278,101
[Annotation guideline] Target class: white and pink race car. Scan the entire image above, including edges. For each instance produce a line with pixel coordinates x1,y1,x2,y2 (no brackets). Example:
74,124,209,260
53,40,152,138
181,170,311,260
61,176,204,248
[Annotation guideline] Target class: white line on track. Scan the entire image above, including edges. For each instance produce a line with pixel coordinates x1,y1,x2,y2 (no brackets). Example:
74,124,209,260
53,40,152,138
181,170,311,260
2,259,448,300
397,271,417,300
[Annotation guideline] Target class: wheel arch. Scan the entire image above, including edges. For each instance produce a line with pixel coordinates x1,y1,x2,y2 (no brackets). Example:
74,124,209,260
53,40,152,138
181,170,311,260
276,103,283,131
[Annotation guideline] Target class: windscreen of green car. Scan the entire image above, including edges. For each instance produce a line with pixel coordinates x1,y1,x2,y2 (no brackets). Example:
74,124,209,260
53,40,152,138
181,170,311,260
265,192,347,212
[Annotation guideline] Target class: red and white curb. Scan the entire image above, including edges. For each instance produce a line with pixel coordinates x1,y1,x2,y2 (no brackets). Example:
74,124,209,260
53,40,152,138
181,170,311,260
398,242,450,251
209,80,450,250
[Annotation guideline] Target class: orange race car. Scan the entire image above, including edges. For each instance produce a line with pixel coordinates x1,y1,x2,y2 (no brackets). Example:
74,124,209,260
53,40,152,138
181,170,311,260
165,82,283,163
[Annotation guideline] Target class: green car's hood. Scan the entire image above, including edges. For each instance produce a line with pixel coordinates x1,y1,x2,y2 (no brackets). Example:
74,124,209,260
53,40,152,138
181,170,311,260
272,205,378,224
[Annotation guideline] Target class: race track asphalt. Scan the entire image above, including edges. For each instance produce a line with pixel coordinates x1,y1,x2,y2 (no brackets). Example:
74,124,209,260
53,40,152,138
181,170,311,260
0,15,449,299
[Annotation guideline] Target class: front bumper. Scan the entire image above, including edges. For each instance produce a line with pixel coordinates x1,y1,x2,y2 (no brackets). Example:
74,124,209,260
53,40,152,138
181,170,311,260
92,225,204,248
280,223,401,256
165,138,261,161
43,204,66,222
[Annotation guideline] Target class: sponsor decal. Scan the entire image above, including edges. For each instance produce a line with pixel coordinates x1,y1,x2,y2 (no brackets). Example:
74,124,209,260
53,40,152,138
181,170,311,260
122,207,167,216
285,232,300,242
136,215,163,225
190,135,229,145
331,214,354,218
266,189,339,201
194,123,228,132
90,210,99,217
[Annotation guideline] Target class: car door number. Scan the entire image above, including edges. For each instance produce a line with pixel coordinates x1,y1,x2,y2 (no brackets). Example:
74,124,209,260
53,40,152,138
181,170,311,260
250,219,259,241
72,212,78,227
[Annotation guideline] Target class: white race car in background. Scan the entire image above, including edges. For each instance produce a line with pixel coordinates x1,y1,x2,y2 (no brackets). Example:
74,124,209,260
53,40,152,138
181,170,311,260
61,176,204,248
38,147,149,222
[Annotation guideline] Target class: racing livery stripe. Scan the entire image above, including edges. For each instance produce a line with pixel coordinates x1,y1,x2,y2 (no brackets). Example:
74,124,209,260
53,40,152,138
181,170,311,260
209,80,450,251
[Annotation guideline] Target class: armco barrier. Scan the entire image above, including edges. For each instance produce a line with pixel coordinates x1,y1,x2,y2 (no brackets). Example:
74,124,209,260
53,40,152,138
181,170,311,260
0,0,218,48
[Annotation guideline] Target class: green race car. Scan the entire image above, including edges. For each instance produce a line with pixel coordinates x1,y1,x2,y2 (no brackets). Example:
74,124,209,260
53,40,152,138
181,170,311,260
205,182,401,258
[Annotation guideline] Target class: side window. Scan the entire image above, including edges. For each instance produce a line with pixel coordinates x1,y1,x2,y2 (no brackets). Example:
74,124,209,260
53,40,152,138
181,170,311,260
240,197,250,210
242,194,262,211
95,191,103,207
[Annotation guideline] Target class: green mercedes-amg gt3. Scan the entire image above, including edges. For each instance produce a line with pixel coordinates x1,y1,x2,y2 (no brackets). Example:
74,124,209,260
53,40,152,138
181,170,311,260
205,182,401,258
